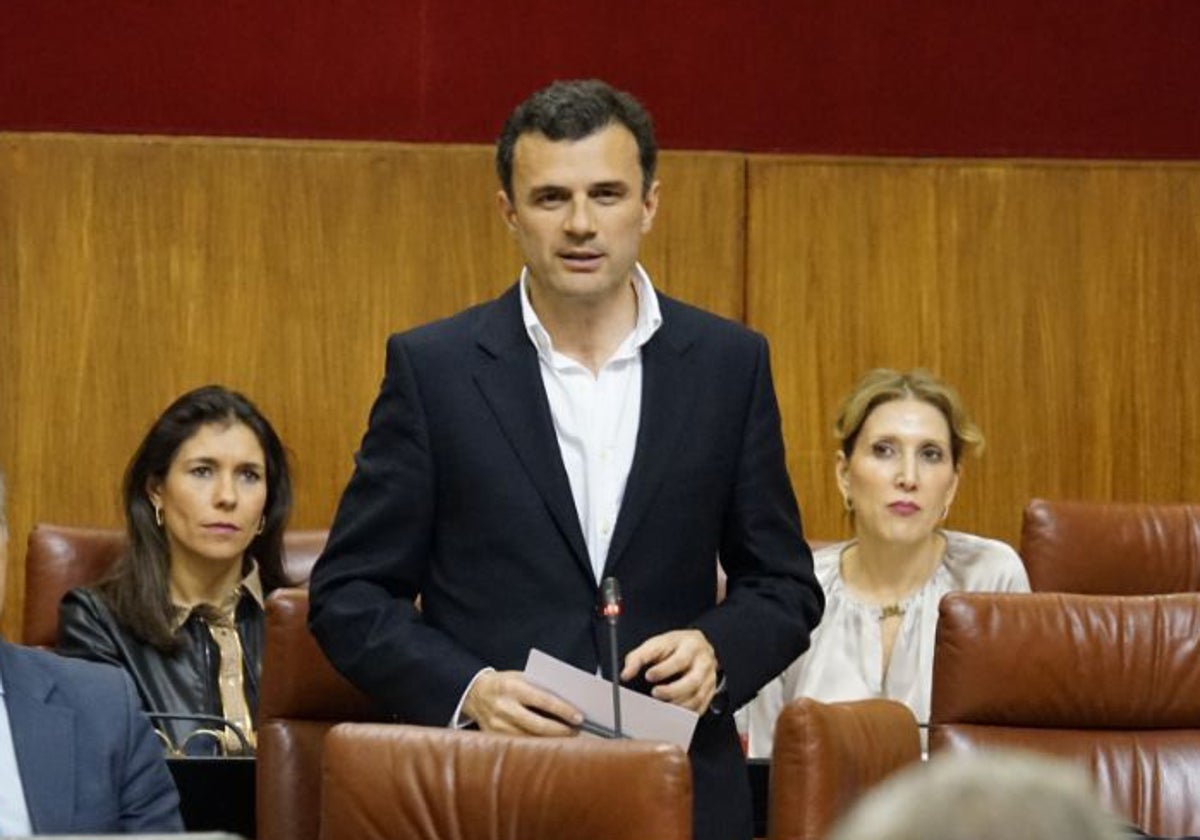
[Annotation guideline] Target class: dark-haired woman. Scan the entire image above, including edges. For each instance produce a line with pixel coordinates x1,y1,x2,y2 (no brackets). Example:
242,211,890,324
58,385,292,755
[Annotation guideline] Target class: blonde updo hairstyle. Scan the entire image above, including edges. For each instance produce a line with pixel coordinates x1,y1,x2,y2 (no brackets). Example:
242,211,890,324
834,368,984,468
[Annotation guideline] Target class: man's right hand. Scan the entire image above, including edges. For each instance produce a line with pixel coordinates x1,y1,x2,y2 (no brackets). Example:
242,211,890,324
462,670,584,736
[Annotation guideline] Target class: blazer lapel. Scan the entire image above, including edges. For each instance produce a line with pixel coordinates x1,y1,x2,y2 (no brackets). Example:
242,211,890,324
1,641,77,835
472,287,592,580
604,308,699,575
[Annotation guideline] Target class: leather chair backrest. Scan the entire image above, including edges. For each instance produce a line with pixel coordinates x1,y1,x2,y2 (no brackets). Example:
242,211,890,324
256,587,383,840
768,698,921,840
320,722,693,840
930,591,1200,837
22,525,125,647
1019,498,1200,594
21,522,328,647
277,529,328,584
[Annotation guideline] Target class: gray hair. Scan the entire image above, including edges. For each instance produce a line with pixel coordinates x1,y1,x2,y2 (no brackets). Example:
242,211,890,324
828,750,1127,840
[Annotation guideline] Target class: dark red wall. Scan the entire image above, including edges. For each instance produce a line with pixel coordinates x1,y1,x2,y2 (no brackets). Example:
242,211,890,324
3,0,1198,156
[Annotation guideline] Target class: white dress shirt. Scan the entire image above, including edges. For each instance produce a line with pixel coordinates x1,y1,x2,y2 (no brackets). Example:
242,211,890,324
520,263,663,582
0,670,34,836
449,266,663,726
744,530,1030,757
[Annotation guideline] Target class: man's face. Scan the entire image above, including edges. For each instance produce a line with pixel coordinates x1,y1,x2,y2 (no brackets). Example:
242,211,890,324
498,123,659,310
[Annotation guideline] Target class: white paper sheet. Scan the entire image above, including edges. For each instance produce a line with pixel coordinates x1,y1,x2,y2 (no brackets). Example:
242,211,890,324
523,648,699,749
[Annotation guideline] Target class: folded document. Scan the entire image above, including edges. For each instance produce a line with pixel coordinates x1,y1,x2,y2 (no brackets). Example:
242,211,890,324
523,648,699,749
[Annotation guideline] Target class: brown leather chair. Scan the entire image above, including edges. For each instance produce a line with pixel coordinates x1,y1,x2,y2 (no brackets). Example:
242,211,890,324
1019,498,1200,593
320,722,693,840
767,698,921,840
930,591,1200,837
21,522,328,646
257,587,384,840
22,525,125,647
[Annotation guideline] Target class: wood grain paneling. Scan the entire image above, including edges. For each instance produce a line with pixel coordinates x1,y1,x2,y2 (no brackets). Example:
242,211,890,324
3,133,1195,636
0,133,743,637
747,156,1200,548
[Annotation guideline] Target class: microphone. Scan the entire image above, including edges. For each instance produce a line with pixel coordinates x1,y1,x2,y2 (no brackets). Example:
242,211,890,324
600,576,623,737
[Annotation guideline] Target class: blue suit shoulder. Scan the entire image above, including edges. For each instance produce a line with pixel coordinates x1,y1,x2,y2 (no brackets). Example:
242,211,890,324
1,638,183,834
9,638,127,690
6,641,140,734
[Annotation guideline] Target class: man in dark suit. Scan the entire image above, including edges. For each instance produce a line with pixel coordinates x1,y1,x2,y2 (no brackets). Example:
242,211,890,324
0,467,182,834
308,79,823,840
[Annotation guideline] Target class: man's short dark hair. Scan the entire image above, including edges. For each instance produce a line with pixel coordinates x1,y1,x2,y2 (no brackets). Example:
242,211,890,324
496,79,658,200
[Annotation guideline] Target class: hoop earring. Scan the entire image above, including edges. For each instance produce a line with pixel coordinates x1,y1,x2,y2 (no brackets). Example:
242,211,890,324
154,506,164,527
842,496,854,513
257,516,266,535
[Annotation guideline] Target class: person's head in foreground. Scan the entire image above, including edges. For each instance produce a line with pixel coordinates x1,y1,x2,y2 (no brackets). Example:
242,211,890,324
827,749,1128,840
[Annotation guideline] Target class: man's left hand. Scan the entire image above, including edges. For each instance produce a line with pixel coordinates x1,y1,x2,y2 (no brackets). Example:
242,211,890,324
620,629,719,713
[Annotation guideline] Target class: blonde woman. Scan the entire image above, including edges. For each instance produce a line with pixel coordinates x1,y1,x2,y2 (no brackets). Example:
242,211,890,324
747,369,1029,756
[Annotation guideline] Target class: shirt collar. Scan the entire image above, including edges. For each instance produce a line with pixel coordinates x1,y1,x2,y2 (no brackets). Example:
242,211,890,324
519,263,663,365
169,561,264,632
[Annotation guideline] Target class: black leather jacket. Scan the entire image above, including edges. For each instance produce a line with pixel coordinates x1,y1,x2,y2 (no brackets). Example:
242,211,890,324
57,586,264,755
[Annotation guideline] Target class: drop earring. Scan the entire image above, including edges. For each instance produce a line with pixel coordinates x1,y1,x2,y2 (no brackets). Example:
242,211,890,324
154,506,164,527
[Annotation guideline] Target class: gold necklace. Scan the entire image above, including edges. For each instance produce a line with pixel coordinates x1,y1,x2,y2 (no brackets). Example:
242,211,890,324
843,539,943,623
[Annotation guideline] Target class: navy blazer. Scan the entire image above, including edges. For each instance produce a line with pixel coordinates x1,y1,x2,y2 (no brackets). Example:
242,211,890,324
0,638,182,834
310,285,823,840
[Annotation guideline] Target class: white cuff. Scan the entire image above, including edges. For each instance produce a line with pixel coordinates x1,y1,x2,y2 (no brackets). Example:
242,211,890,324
449,667,494,729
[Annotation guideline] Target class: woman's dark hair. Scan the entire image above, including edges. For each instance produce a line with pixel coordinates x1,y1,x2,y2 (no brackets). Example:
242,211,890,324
98,385,292,650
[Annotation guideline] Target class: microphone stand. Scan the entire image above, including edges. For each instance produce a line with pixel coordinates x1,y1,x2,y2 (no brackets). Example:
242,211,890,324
601,577,623,737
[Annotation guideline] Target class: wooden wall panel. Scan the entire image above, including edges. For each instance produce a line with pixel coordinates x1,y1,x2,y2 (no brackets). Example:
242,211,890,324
4,132,1195,635
748,157,1200,548
0,133,743,637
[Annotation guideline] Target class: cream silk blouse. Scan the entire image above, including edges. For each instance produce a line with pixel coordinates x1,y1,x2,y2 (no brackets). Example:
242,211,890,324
745,530,1030,757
